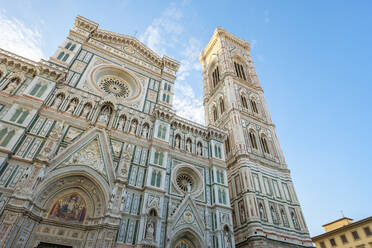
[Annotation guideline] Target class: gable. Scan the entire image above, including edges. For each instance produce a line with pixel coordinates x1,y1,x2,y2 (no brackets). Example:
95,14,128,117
171,195,205,237
49,128,115,186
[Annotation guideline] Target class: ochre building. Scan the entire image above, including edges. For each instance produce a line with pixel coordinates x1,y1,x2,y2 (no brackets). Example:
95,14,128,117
0,16,312,248
312,217,372,248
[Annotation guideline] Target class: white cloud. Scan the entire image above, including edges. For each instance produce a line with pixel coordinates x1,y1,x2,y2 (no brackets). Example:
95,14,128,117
139,3,183,56
173,81,204,124
0,10,44,61
139,3,205,124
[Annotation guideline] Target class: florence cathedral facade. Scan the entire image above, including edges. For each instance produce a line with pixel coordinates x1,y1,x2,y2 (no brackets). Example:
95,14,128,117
0,16,312,248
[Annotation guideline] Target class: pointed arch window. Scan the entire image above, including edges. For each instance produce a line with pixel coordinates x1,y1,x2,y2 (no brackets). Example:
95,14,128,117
151,170,161,187
219,98,225,113
156,171,161,187
214,145,222,159
10,108,29,124
249,131,258,150
17,110,29,124
222,189,227,204
0,128,15,147
250,99,258,113
0,128,7,143
157,124,167,139
151,170,156,186
30,82,47,98
224,136,231,155
213,106,218,121
70,44,76,51
57,52,65,60
234,61,246,80
65,42,72,50
260,136,270,154
154,150,164,165
241,95,248,109
62,53,69,62
212,66,220,88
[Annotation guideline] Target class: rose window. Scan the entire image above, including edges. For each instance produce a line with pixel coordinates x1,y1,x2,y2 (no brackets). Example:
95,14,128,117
176,174,194,192
172,164,204,196
99,76,130,98
90,65,142,101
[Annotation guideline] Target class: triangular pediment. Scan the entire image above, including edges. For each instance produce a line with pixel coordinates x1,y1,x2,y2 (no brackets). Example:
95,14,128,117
170,195,205,237
49,128,115,186
91,29,163,68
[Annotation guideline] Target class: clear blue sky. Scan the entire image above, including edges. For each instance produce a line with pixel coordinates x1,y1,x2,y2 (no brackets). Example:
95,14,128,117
0,0,371,236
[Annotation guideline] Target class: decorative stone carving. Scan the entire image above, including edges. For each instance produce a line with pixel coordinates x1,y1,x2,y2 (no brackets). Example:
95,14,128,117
118,144,134,179
38,121,65,159
68,138,105,175
52,94,64,109
141,124,149,138
66,99,78,114
129,120,137,135
145,221,155,240
97,105,111,124
81,103,92,118
3,77,20,94
117,115,126,131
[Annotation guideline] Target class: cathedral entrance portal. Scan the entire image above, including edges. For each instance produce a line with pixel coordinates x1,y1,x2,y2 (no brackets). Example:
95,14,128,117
37,242,72,248
170,229,204,248
174,239,194,248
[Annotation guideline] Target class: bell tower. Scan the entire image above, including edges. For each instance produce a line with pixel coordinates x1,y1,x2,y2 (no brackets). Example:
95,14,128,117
200,28,313,247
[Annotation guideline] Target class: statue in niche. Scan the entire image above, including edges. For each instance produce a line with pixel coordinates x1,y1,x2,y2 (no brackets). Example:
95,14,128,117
223,226,232,248
81,103,92,118
3,78,19,94
259,203,265,220
291,211,300,229
52,94,64,109
120,190,126,211
197,142,203,156
66,99,78,114
145,221,155,240
141,124,149,138
224,234,232,248
108,185,118,210
281,209,288,226
271,206,278,224
186,139,192,152
98,105,111,124
130,120,137,135
117,115,126,131
175,135,181,149
239,201,246,223
119,144,134,178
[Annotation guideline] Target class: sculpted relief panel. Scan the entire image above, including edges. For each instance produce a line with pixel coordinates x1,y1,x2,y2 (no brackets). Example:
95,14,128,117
67,137,105,175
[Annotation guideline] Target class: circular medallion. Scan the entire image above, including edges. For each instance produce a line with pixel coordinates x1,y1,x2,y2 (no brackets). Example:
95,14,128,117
183,211,194,223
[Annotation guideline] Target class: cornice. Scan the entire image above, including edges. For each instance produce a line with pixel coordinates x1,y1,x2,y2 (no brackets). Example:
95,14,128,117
0,48,66,81
200,27,251,61
72,16,180,74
